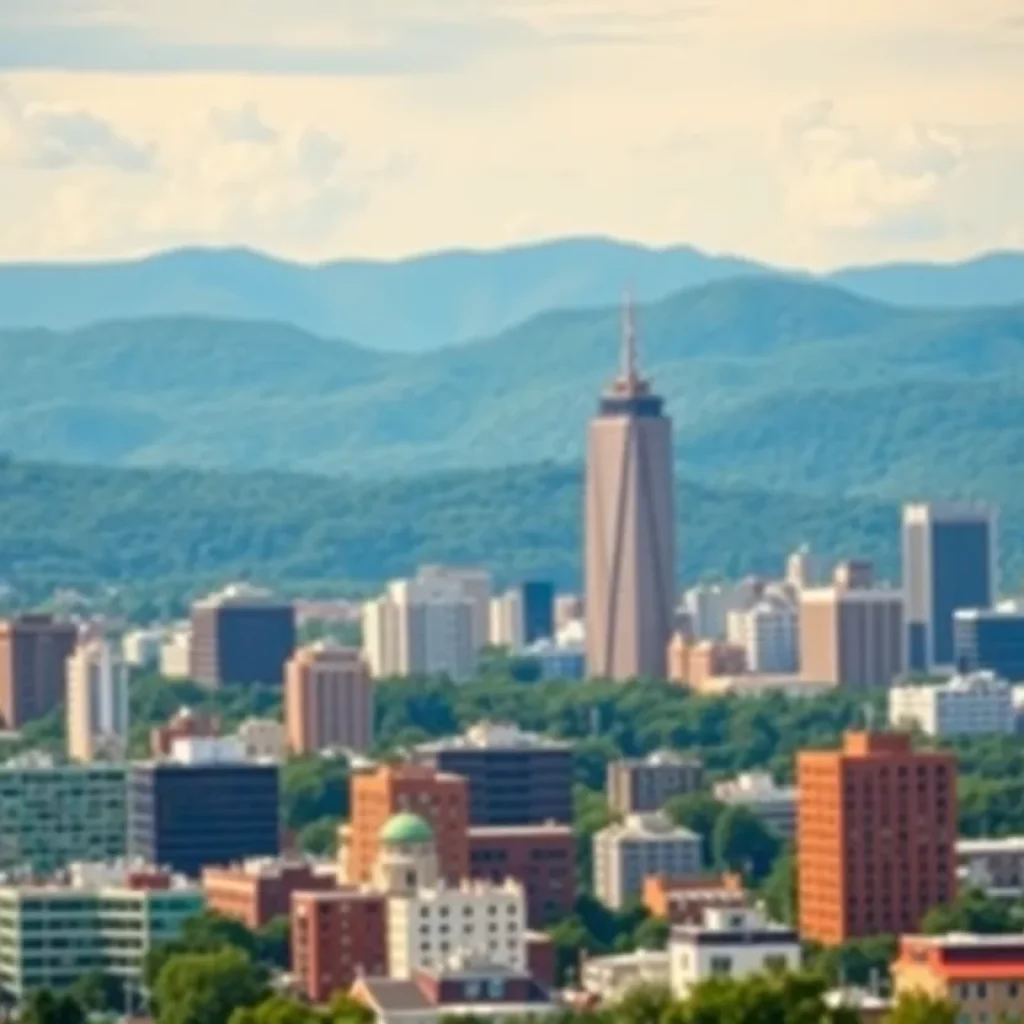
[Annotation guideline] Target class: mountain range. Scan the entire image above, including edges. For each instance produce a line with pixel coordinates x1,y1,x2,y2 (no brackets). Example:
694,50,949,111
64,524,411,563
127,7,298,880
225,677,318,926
1,238,1023,352
1,275,1022,519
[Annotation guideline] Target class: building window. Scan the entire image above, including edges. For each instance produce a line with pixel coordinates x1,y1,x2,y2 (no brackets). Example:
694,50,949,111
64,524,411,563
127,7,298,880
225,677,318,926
710,957,732,977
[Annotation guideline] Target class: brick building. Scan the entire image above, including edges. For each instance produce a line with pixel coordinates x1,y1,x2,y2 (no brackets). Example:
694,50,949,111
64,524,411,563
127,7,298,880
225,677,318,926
0,615,77,729
797,731,957,944
150,707,221,758
341,763,469,885
202,859,337,929
467,824,575,927
641,873,747,924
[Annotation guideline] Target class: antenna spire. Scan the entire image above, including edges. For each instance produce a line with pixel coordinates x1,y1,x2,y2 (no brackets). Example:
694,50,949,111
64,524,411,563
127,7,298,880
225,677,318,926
621,289,637,384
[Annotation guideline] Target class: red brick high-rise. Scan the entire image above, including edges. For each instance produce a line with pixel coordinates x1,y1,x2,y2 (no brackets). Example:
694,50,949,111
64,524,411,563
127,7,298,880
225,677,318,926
0,615,77,729
342,763,469,885
798,731,957,945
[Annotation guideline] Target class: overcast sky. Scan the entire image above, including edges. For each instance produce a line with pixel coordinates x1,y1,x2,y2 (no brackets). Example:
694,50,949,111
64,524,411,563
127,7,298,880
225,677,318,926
0,0,1022,267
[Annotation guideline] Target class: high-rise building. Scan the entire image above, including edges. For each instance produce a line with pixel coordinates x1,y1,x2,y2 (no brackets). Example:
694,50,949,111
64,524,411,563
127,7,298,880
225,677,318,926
490,583,555,650
726,597,798,674
341,763,469,886
411,722,573,827
0,615,78,729
955,602,1024,681
416,566,492,654
786,544,824,590
585,298,676,681
606,751,703,816
122,628,164,671
285,643,373,755
797,731,957,945
66,638,130,763
0,862,202,1001
0,757,128,875
903,503,997,673
799,563,904,690
129,738,280,877
362,576,476,682
189,584,296,687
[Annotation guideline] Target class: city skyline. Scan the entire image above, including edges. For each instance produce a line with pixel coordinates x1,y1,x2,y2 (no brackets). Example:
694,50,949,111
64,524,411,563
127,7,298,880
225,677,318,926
0,2,1022,266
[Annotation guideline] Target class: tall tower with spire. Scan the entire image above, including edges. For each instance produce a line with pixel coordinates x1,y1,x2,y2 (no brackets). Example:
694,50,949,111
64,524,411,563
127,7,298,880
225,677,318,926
584,295,676,681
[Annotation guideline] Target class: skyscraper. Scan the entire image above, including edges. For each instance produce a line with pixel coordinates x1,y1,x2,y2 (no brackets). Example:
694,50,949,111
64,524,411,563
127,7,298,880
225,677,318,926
66,638,130,763
584,297,676,680
903,503,997,673
0,615,78,729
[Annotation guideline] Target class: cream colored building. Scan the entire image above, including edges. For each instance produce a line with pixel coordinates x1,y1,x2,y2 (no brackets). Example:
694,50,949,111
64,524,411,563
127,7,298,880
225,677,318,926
66,638,130,763
235,717,285,761
581,950,670,1001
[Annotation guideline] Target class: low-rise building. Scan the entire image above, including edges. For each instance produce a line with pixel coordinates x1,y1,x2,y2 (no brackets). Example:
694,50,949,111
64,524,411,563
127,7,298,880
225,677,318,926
642,873,748,924
468,824,575,927
606,751,703,816
955,603,1024,683
150,706,221,758
958,836,1024,898
667,636,746,689
581,949,670,1001
889,672,1016,737
522,637,586,682
593,813,703,910
235,717,286,760
668,906,800,999
202,857,338,928
351,961,559,1024
0,861,203,1000
893,933,1024,1024
0,757,127,875
712,772,798,840
159,627,192,680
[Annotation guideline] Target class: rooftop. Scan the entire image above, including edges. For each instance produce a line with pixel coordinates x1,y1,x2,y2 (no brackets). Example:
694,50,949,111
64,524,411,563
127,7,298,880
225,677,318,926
713,772,796,801
194,583,289,609
381,812,434,846
602,812,700,841
416,721,571,753
958,836,1024,854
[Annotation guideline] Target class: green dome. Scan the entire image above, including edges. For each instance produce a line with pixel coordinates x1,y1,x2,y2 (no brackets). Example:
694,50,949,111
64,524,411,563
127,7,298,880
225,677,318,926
380,812,434,846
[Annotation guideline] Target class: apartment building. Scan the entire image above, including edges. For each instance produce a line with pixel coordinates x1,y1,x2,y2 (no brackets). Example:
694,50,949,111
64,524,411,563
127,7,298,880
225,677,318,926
889,671,1016,737
606,751,703,816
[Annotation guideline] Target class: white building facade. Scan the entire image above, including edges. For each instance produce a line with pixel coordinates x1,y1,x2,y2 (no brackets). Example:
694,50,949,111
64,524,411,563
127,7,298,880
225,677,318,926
593,813,703,910
889,671,1016,737
726,598,798,674
712,772,798,840
66,638,130,763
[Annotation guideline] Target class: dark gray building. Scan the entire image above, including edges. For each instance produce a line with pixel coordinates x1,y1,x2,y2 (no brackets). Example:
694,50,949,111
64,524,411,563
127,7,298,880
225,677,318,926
606,750,703,816
903,503,997,673
411,722,573,826
189,584,295,687
130,742,279,877
955,604,1024,681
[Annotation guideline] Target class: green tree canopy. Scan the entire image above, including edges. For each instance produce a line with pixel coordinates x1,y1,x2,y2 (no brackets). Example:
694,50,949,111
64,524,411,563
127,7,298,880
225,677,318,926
711,804,782,883
154,948,267,1024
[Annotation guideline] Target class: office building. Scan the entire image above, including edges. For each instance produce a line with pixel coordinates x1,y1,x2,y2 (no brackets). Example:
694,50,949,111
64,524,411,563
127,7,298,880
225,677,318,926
642,873,748,925
203,858,338,929
584,298,676,681
958,836,1024,899
0,757,127,875
800,564,904,690
682,580,762,641
292,888,389,1002
374,813,527,980
668,906,800,999
797,732,957,945
0,861,203,1000
0,615,78,729
955,603,1024,681
159,627,192,679
904,503,997,673
468,824,575,927
713,772,798,840
893,933,1024,1024
593,812,703,910
417,565,492,654
362,576,476,682
150,706,220,757
285,642,373,755
235,717,285,760
122,628,164,671
727,597,798,674
606,751,703,816
189,583,296,687
522,636,586,681
129,738,280,877
889,671,1016,737
411,722,573,827
66,638,130,763
342,763,469,886
582,949,671,1001
489,583,555,651
554,594,583,630
667,636,747,689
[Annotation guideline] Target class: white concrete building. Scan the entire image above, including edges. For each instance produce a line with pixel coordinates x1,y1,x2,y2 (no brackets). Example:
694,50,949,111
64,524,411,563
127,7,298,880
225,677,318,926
668,906,800,998
726,597,798,674
490,591,524,651
373,812,527,980
121,629,164,671
889,671,1016,737
593,813,703,910
170,735,247,765
712,772,798,840
786,545,824,591
581,950,671,1001
159,627,191,679
363,576,476,682
683,582,759,641
235,717,285,761
66,638,130,763
417,566,492,655
958,837,1024,898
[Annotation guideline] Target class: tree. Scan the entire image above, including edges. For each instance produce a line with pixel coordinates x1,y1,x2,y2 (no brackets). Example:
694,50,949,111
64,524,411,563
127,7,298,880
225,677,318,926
282,756,350,831
612,984,674,1024
230,995,325,1024
69,971,126,1014
255,915,291,970
664,794,725,866
883,994,958,1024
711,804,782,883
805,935,898,988
297,815,341,856
760,852,797,924
154,948,267,1024
327,994,373,1024
146,909,259,988
20,991,86,1024
921,888,1017,935
633,915,670,951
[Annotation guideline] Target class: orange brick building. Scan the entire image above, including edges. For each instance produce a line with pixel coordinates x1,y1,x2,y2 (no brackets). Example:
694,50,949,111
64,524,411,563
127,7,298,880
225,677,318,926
797,732,956,945
202,859,337,929
642,872,747,924
341,763,469,885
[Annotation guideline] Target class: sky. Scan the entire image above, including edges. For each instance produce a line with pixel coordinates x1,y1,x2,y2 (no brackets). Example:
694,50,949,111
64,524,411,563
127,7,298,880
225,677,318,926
0,0,1022,268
